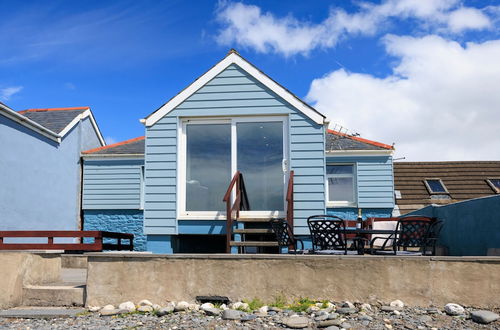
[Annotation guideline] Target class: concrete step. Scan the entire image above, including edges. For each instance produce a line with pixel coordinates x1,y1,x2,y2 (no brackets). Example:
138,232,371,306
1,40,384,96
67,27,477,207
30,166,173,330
22,284,86,307
230,241,279,247
61,268,87,284
0,307,86,319
233,228,273,234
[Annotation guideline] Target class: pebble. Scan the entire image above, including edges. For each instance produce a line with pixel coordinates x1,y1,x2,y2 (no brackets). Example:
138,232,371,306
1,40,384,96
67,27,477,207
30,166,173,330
470,310,500,324
174,301,190,312
341,322,352,329
419,315,433,323
324,327,340,330
381,306,402,312
444,303,465,316
221,309,241,320
360,303,372,312
336,307,357,314
88,306,100,312
200,303,215,311
157,306,174,316
203,307,221,316
100,305,114,311
318,319,344,327
258,305,269,314
342,301,355,309
390,300,405,308
137,305,153,313
231,301,249,310
314,314,329,321
241,314,258,322
283,316,310,328
328,312,339,319
138,299,153,307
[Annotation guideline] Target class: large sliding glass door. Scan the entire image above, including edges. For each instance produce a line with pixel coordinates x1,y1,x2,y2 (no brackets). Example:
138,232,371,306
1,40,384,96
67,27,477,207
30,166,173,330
180,117,287,218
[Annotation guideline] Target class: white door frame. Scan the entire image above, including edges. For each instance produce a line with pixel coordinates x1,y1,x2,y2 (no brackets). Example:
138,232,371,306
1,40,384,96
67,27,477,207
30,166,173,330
177,116,289,220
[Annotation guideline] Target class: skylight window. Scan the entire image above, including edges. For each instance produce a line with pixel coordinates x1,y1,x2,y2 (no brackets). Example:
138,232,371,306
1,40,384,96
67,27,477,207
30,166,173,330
424,179,449,194
486,178,500,193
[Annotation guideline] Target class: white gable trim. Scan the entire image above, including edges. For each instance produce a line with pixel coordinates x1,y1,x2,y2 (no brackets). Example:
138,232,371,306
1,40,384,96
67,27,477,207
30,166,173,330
59,109,106,146
143,52,326,126
0,103,61,143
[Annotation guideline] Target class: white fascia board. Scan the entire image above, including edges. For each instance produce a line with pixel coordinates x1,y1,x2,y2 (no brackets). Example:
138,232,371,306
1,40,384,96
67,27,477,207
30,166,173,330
82,154,144,160
326,150,394,156
143,52,326,126
59,109,106,146
0,103,61,143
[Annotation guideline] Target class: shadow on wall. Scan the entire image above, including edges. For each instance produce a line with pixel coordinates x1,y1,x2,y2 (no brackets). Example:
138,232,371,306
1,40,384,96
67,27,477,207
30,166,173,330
409,195,500,256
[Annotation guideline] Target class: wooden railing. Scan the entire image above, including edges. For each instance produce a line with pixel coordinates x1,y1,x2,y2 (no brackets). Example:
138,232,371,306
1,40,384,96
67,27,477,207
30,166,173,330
0,231,134,252
286,170,295,229
223,171,249,253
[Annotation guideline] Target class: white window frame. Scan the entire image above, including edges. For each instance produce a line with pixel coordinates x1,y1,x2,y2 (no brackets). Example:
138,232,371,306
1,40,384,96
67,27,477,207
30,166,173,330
424,178,449,195
486,178,500,194
139,165,145,210
326,163,357,208
177,116,288,220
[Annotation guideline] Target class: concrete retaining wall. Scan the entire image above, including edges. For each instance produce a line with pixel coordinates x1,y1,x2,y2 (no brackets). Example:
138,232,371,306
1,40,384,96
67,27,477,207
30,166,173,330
86,254,500,308
0,252,60,308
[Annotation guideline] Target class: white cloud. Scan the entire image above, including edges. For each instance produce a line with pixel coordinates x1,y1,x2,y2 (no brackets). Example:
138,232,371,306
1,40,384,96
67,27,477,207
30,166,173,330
215,0,494,56
306,35,500,161
0,86,23,100
447,7,491,33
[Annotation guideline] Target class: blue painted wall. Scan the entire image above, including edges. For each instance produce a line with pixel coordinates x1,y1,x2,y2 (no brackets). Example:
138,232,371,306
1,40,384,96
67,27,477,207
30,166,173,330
326,155,394,209
83,210,146,251
144,63,325,238
0,113,101,231
82,159,144,209
408,195,500,256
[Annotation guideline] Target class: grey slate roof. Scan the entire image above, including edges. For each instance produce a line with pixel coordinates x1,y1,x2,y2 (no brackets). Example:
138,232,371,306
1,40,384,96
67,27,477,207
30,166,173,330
19,108,88,134
326,130,393,151
83,137,145,155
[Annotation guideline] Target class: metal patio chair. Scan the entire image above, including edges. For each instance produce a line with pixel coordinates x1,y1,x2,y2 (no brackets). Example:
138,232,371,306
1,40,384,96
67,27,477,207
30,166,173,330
270,218,306,254
369,215,436,255
307,215,360,255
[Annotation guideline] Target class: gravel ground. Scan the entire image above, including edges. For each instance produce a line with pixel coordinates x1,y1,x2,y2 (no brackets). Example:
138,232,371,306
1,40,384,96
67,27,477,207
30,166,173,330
0,306,499,330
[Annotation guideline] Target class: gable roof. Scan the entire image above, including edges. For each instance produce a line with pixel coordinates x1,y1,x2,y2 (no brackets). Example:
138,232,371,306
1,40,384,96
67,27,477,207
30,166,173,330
16,107,105,145
394,161,500,214
326,129,394,152
142,50,327,126
1,102,61,142
82,136,145,156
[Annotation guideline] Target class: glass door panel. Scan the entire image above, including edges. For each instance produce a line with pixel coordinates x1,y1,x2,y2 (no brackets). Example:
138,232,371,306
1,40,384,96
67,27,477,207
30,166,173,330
185,123,231,211
237,121,284,211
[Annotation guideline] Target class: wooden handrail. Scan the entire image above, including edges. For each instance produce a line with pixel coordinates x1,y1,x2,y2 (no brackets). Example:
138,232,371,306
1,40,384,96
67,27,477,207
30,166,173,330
286,170,295,229
0,231,134,251
224,171,250,253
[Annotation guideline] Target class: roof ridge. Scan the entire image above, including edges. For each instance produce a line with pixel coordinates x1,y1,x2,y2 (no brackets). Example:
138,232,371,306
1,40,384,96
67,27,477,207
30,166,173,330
327,129,393,150
82,136,145,154
18,106,89,114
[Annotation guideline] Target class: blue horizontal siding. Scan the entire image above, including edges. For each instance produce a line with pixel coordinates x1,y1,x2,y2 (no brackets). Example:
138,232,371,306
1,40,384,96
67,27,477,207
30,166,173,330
326,155,394,209
144,115,177,235
82,159,144,210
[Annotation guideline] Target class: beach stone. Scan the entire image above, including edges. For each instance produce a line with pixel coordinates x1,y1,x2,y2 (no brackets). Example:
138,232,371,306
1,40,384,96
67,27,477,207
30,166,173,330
241,313,258,322
284,316,310,328
118,301,136,312
324,327,340,330
470,310,499,324
444,303,465,316
138,299,153,307
390,300,405,308
392,310,401,316
336,307,357,314
258,306,269,314
381,306,401,312
222,309,242,320
188,303,199,310
157,305,174,316
426,307,439,314
101,305,115,311
203,307,221,316
269,306,282,312
174,301,190,312
88,306,100,312
315,314,329,321
419,315,433,323
137,305,153,313
200,303,215,311
341,322,353,329
358,314,373,321
231,302,248,310
318,319,343,327
328,312,340,319
342,301,355,309
360,303,372,312
307,305,320,313
100,309,124,316
220,303,229,310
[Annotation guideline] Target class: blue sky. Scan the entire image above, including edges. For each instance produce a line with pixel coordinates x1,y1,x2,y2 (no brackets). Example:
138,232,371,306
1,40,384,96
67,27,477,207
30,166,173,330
1,0,499,160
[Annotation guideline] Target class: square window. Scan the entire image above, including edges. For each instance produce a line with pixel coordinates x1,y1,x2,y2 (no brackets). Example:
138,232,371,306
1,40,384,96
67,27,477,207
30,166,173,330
327,164,356,205
424,179,448,194
486,178,500,193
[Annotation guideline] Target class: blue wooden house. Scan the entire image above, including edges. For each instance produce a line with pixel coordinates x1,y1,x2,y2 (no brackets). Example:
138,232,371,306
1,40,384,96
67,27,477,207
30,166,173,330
0,103,105,233
81,51,395,253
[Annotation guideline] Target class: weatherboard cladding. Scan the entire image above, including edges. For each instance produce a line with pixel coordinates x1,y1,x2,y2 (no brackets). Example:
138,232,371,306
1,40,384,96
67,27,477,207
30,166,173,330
82,159,144,210
20,109,87,134
326,155,394,209
144,64,325,235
